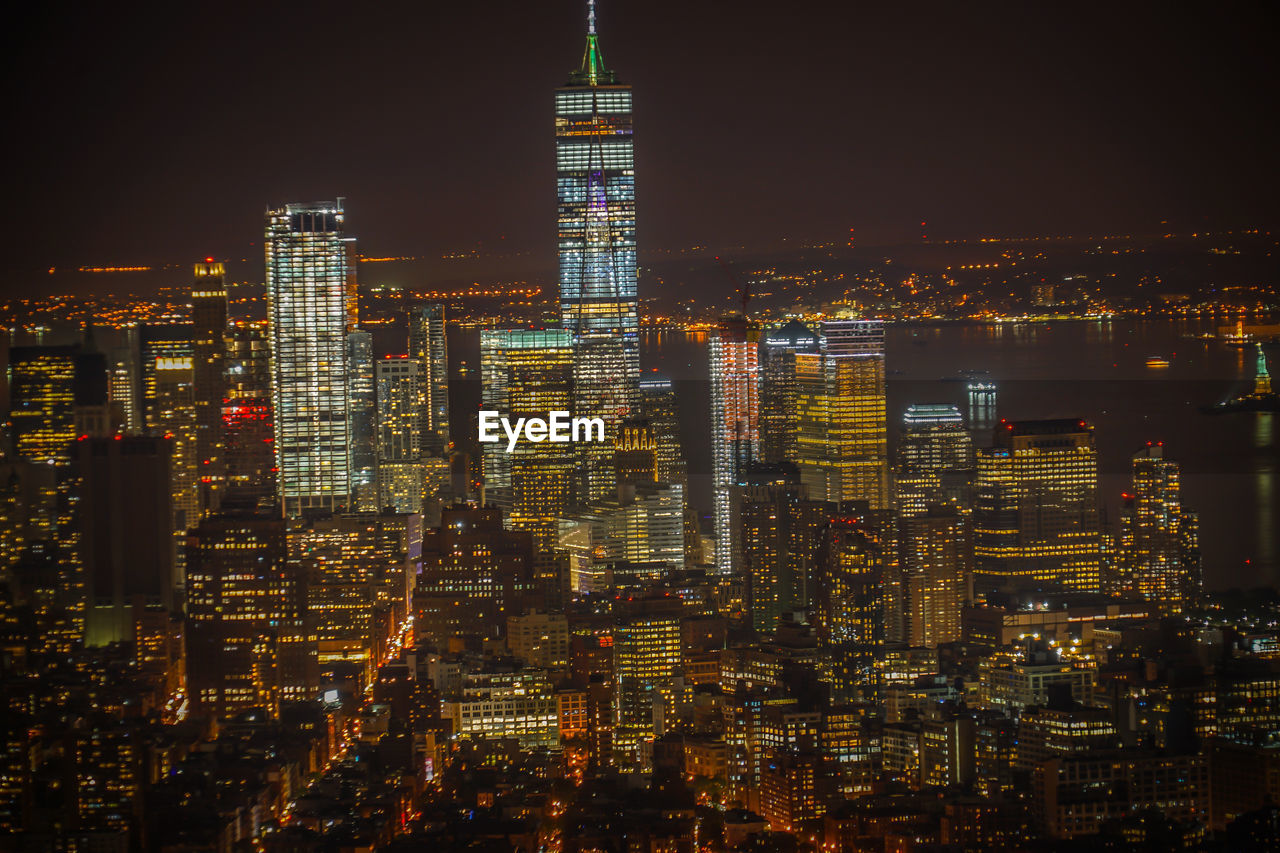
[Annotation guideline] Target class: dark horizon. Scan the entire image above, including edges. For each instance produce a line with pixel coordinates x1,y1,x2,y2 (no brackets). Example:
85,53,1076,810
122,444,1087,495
3,1,1278,293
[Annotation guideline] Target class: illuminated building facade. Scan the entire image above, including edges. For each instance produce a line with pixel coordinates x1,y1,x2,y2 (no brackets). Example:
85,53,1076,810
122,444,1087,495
795,321,889,509
895,403,975,517
899,507,971,648
265,200,357,517
222,326,276,508
152,349,198,557
414,505,535,646
7,344,106,465
407,304,449,456
613,593,683,766
637,375,686,486
557,4,640,501
740,475,833,634
814,516,887,698
709,316,760,573
192,261,228,515
290,512,419,677
376,357,423,513
346,328,378,511
186,513,317,719
480,329,575,559
974,419,1102,593
1117,444,1200,613
759,320,819,465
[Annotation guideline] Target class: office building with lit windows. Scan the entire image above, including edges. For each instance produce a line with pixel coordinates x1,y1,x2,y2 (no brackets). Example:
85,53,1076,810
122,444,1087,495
480,329,576,553
557,3,640,501
265,200,357,517
222,325,275,508
759,319,820,465
900,507,971,648
795,320,889,509
408,304,450,456
974,419,1102,593
7,344,107,465
894,403,975,517
186,513,317,719
1117,444,1200,613
814,516,886,698
376,357,424,514
709,316,760,573
192,261,228,515
613,592,684,766
346,328,378,512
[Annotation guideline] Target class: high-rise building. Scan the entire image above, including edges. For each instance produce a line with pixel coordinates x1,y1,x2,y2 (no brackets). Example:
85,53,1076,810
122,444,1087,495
152,348,199,558
137,324,193,432
795,320,889,509
613,592,683,766
709,316,760,573
739,469,833,635
77,436,175,646
186,512,317,719
899,507,971,648
480,329,576,552
637,375,686,486
814,513,890,698
557,2,640,502
407,304,449,456
346,328,378,512
192,261,228,515
1117,444,1200,613
222,325,275,508
265,200,357,517
376,356,423,513
413,505,535,646
894,404,975,517
290,512,419,678
7,344,106,465
974,419,1102,593
759,320,820,465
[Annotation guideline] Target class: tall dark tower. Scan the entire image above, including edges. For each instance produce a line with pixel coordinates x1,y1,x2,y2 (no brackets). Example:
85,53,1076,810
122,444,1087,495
192,260,228,516
556,0,640,503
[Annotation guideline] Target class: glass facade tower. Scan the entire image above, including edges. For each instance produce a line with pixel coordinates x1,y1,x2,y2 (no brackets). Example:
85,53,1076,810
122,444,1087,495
265,200,357,517
556,3,640,502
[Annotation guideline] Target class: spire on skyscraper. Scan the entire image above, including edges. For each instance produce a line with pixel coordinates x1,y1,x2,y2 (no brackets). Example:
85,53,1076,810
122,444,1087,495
575,0,615,86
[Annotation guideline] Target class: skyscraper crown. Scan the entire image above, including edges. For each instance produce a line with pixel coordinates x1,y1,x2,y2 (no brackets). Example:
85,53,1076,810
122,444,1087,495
569,0,618,86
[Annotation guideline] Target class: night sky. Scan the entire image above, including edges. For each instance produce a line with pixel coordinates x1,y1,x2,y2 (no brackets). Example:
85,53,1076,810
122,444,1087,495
3,1,1277,292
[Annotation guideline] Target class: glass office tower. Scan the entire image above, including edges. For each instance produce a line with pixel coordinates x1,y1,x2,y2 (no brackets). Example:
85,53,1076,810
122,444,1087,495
708,316,760,573
556,2,640,502
265,200,358,517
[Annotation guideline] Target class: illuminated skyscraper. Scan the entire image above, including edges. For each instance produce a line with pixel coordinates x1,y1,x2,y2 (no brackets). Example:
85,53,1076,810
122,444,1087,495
613,592,683,766
894,404,975,517
740,472,833,634
347,328,377,511
638,375,686,486
480,329,576,551
191,261,228,515
376,357,423,513
265,200,357,516
759,320,820,465
7,345,105,465
222,325,275,508
900,507,971,648
709,316,761,573
795,321,889,509
186,513,316,719
814,515,886,698
137,324,193,432
557,1,640,501
974,419,1102,593
1117,444,1200,613
407,304,449,456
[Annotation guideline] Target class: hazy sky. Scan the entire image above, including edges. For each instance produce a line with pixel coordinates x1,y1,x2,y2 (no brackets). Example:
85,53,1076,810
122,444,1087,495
3,0,1277,291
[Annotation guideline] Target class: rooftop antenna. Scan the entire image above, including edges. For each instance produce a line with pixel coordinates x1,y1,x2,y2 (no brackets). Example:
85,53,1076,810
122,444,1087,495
588,0,596,35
